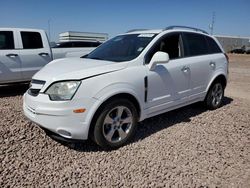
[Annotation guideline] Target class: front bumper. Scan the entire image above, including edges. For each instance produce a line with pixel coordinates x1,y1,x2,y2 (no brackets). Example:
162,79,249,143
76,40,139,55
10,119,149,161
23,92,98,140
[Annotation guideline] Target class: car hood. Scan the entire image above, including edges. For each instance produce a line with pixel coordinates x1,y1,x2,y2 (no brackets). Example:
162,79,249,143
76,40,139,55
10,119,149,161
33,57,127,82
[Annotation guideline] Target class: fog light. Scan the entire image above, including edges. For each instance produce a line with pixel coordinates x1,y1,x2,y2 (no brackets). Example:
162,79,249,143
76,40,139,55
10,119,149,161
57,129,71,137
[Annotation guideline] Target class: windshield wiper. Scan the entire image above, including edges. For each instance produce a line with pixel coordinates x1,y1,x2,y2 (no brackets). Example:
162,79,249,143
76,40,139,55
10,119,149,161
82,56,104,60
81,55,102,60
89,57,103,60
81,54,88,58
81,56,115,62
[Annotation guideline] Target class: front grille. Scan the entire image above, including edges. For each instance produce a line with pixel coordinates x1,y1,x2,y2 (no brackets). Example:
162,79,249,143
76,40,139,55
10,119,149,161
28,88,41,96
28,79,46,97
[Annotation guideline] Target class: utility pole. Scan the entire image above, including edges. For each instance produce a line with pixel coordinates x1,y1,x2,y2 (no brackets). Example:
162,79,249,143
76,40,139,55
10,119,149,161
48,19,51,42
209,12,215,35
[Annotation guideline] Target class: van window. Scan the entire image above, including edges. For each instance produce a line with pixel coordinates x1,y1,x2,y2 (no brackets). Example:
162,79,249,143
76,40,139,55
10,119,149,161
183,33,208,56
205,36,222,54
0,31,14,49
21,31,43,49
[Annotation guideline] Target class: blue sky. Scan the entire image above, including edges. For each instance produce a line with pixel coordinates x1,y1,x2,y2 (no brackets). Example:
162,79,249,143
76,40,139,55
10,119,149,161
1,0,249,42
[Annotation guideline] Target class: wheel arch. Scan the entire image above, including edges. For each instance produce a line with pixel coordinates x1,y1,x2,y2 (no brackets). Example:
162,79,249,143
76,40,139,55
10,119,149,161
87,92,143,139
206,73,227,93
204,74,227,109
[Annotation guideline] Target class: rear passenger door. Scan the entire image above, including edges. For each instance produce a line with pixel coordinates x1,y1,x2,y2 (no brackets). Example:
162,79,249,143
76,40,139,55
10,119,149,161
17,30,52,80
182,32,214,99
0,30,22,83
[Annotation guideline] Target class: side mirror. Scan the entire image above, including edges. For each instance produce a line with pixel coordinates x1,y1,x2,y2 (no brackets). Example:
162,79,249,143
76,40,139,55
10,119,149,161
148,51,169,71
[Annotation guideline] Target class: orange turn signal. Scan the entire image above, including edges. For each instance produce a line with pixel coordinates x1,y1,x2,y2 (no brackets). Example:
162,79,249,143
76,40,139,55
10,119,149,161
73,108,86,113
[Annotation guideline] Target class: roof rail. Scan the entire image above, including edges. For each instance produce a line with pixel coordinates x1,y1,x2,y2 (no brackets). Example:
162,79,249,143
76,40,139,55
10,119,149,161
164,26,208,34
126,29,149,33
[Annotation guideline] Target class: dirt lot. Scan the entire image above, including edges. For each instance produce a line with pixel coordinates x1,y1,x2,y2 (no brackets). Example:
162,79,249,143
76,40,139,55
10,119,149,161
226,54,250,101
1,54,250,187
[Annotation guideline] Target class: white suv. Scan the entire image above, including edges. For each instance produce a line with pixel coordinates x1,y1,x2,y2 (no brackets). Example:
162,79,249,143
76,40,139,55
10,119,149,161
23,26,228,149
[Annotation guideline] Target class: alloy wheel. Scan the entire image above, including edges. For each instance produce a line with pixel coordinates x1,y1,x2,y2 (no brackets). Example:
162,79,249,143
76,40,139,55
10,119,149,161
211,83,223,107
102,106,133,143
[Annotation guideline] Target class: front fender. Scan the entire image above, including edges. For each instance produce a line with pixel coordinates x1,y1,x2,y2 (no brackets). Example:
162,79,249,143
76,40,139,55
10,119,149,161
82,83,146,139
94,83,146,121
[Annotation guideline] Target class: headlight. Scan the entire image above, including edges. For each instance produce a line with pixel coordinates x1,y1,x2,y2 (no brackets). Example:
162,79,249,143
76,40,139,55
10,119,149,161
45,81,81,101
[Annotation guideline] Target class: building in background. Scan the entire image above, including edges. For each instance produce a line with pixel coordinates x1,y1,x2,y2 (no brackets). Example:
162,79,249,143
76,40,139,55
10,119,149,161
58,31,250,53
214,35,250,52
59,31,108,42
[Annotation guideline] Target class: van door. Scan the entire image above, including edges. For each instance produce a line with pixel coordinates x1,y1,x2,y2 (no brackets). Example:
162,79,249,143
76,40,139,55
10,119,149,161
0,30,22,83
145,32,191,116
17,30,52,80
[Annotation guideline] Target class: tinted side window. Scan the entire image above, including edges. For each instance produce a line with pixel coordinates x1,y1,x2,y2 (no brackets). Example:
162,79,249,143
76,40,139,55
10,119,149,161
21,32,43,49
205,36,222,54
183,33,208,56
0,31,14,49
145,33,182,64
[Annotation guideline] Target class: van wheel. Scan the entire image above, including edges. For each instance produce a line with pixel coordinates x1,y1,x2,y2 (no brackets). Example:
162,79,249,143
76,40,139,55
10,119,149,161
92,99,138,149
205,82,224,110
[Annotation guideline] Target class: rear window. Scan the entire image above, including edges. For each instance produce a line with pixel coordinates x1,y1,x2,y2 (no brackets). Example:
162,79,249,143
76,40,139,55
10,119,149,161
183,33,209,56
21,31,43,49
205,36,222,54
0,31,14,49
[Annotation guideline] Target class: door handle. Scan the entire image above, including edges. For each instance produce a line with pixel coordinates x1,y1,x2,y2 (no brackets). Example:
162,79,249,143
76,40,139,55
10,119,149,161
6,53,18,58
39,52,49,57
181,66,190,73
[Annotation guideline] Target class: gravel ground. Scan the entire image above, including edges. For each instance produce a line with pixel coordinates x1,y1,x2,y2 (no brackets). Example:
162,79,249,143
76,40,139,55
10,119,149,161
1,54,250,187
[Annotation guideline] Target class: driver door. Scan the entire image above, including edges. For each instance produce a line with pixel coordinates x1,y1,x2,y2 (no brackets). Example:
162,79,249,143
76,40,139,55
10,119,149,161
145,32,191,116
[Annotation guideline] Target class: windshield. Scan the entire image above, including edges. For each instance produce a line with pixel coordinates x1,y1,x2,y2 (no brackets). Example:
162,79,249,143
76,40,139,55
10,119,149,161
84,34,156,62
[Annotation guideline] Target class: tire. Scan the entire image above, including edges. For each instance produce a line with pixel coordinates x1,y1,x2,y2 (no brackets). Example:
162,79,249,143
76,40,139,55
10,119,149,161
92,98,138,149
205,82,224,110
